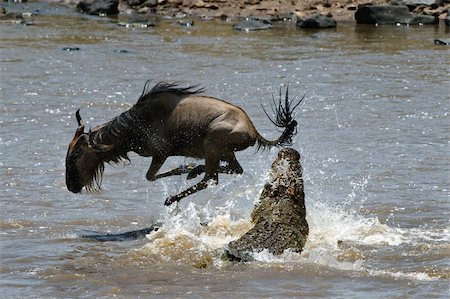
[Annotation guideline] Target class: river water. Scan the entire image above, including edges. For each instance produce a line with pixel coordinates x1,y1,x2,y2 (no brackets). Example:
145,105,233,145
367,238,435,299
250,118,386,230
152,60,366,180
1,2,449,298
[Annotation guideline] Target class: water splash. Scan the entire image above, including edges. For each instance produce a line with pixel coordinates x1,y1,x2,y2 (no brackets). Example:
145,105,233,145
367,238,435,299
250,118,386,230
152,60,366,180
133,173,448,282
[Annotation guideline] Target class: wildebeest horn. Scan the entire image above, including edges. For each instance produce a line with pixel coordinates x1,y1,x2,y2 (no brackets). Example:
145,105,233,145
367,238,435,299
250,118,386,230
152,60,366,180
75,109,85,137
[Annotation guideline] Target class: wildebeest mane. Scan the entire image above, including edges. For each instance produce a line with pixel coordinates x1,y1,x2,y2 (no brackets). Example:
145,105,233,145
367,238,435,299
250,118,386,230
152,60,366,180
136,80,204,105
83,111,137,192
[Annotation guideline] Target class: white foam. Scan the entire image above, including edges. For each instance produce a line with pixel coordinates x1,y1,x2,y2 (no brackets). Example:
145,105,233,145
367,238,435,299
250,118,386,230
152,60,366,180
368,269,437,282
143,202,252,262
139,172,448,281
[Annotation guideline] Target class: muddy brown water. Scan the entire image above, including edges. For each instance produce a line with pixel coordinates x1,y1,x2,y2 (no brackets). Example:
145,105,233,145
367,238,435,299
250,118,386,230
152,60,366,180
1,3,449,298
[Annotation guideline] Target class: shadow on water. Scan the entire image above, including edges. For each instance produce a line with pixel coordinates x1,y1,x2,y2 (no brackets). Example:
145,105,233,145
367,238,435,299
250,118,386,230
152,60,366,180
81,225,159,241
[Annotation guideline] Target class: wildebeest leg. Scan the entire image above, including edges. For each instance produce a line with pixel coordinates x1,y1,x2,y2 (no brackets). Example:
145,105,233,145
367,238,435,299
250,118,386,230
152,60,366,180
187,153,242,179
220,153,243,174
154,163,198,179
146,155,167,181
187,165,205,180
164,153,220,206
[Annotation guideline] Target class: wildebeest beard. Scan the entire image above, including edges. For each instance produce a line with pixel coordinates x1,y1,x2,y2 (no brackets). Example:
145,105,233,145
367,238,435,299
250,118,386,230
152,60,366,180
65,145,106,193
84,160,105,193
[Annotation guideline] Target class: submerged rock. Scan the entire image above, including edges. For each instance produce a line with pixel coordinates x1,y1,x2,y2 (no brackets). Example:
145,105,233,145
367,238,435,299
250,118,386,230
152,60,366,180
62,46,81,51
177,19,194,27
296,14,337,28
224,148,308,262
434,38,450,45
117,20,156,27
233,17,272,31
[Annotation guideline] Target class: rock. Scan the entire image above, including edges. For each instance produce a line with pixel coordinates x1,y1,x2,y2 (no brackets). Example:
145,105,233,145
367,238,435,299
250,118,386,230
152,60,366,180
434,38,450,45
233,17,272,31
139,0,158,8
114,49,131,53
355,4,438,24
445,9,450,26
355,5,413,24
409,14,438,23
224,148,309,262
126,0,147,6
390,0,438,7
62,47,81,51
296,14,337,28
117,20,156,27
177,19,194,27
76,0,119,16
244,0,261,4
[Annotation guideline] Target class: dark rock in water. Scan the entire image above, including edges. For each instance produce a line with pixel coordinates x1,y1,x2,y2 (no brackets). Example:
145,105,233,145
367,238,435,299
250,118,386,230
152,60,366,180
224,148,308,262
117,20,156,27
355,5,412,24
434,38,450,45
117,15,156,27
233,17,272,31
62,47,81,51
296,14,337,28
177,19,194,27
355,5,437,25
114,49,130,53
76,0,119,16
409,14,437,24
81,225,159,241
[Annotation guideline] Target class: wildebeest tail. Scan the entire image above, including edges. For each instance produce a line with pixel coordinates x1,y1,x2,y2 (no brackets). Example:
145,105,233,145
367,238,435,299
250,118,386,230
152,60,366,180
257,85,304,150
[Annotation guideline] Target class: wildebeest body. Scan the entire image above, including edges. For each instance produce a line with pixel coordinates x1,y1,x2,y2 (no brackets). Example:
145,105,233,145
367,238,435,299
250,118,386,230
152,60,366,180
66,81,301,205
132,94,258,158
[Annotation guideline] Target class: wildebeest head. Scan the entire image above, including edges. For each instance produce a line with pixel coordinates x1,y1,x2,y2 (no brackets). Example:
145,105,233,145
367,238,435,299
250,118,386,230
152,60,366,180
65,110,112,193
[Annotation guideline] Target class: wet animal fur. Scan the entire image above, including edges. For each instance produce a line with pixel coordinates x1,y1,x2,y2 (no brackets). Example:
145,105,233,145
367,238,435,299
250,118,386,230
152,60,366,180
65,80,303,204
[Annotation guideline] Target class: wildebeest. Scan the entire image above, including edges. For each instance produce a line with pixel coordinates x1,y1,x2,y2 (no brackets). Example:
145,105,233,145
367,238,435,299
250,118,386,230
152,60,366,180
65,81,303,205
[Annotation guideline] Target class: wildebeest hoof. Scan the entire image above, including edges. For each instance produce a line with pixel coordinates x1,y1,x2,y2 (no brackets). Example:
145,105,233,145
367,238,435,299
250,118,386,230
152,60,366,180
164,196,177,206
146,174,157,181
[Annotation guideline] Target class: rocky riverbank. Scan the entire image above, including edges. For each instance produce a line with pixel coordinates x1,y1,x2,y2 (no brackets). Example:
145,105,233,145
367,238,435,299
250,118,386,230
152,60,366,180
5,0,447,23
95,0,449,22
114,0,395,21
86,0,450,23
